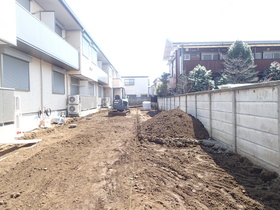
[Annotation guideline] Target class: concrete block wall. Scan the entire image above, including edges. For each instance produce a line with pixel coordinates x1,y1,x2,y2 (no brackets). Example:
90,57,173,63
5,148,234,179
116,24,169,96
179,96,187,112
235,87,279,173
174,96,180,109
157,81,280,174
211,91,234,148
196,94,211,134
187,95,196,117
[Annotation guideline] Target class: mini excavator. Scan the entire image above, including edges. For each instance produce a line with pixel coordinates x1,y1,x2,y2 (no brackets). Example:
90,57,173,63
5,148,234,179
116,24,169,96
108,95,130,117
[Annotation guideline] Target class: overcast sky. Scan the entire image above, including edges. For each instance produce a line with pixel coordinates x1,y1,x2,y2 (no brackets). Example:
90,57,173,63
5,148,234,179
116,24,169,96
65,0,280,81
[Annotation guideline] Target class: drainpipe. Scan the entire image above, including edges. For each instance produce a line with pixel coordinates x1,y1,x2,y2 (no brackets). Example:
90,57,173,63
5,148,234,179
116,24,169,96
66,72,69,97
40,59,43,111
180,46,184,75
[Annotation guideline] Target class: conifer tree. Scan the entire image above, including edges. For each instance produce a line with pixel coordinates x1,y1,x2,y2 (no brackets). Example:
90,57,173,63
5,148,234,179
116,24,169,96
263,61,280,81
222,40,258,83
187,65,214,92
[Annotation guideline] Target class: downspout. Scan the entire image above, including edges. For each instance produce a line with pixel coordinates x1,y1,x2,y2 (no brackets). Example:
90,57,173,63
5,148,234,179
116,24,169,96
40,59,43,111
66,72,69,97
180,46,184,75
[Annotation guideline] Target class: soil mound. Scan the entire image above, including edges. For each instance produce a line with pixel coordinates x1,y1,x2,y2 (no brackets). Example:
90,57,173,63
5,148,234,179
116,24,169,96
140,109,209,144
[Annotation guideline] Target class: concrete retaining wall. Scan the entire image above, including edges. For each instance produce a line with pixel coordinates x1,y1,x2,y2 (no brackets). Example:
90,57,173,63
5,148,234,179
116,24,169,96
158,81,280,174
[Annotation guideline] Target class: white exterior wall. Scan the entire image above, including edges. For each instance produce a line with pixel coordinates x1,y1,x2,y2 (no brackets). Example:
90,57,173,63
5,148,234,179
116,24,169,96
157,82,280,174
78,54,98,82
124,77,149,96
0,0,119,136
13,57,68,131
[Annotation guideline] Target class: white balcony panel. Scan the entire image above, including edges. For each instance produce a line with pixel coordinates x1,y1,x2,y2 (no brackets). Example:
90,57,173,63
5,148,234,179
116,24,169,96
93,65,108,85
16,3,79,69
0,1,16,46
113,78,124,88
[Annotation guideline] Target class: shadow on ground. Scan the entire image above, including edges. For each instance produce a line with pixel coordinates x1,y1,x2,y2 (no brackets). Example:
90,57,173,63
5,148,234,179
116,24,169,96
200,142,280,209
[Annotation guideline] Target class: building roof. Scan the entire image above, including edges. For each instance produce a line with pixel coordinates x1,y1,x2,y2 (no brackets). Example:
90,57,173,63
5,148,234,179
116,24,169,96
164,39,280,61
44,0,118,72
122,76,149,78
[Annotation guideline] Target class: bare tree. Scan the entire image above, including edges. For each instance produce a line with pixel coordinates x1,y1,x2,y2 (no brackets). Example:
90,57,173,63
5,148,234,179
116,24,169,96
176,74,189,94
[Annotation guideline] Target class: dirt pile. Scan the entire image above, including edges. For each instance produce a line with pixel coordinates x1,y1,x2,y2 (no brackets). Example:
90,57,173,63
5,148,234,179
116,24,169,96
0,108,280,209
140,109,209,145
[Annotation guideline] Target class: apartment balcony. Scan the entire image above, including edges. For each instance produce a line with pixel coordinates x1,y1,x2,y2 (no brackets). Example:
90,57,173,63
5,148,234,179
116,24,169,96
15,3,79,70
97,67,108,85
113,78,124,88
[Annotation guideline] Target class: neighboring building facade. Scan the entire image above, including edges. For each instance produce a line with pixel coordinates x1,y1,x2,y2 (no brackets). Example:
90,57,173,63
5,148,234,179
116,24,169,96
149,77,161,96
0,0,124,136
163,39,280,89
122,76,150,105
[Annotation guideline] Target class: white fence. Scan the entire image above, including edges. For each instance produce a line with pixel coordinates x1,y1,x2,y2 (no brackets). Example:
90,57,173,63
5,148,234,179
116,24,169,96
158,81,280,174
80,95,98,111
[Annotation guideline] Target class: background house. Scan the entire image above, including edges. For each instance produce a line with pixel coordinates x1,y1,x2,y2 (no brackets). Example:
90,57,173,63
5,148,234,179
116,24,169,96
122,76,150,106
149,77,161,96
0,0,124,139
164,40,280,89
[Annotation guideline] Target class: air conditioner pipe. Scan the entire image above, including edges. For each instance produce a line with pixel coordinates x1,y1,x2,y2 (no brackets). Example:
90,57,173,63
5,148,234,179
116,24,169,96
38,108,52,119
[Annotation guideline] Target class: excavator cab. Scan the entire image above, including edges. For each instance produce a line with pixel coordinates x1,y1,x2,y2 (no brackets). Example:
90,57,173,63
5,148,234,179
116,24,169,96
108,95,130,117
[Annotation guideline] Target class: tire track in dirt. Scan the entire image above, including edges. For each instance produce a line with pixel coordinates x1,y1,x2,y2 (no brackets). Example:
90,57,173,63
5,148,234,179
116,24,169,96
0,109,279,209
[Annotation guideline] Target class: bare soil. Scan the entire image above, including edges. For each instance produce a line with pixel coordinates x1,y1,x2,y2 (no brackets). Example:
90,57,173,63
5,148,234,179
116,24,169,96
0,108,279,209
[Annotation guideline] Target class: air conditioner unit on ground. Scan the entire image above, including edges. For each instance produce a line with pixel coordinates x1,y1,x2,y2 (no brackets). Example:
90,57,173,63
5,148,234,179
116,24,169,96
68,95,80,104
68,104,81,116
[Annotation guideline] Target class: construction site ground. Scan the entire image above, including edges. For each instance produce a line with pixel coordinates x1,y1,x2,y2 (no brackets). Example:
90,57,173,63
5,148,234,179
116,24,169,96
0,108,280,209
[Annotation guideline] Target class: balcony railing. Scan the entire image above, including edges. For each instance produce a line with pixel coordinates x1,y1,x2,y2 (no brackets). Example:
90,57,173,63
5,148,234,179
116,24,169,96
113,78,124,88
95,66,108,85
15,3,79,69
0,87,15,125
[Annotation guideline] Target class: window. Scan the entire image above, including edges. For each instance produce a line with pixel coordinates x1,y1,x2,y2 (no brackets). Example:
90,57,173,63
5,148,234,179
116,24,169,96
89,83,94,96
98,85,103,97
2,54,30,91
254,53,262,59
53,70,65,94
70,77,79,95
263,51,280,59
124,79,135,85
82,37,90,58
201,53,219,60
183,54,190,60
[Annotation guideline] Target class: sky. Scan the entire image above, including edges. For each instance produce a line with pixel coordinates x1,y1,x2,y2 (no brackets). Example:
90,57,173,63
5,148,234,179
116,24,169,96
65,0,280,82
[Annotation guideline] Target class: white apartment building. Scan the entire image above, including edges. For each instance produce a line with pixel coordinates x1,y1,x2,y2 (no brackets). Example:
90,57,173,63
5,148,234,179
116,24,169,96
0,0,124,139
122,76,149,105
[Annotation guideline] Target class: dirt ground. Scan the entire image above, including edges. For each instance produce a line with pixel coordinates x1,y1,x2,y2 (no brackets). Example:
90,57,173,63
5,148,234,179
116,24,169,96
0,108,280,209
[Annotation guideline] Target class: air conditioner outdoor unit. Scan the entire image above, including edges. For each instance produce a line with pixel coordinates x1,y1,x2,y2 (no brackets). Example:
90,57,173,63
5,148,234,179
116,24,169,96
68,95,80,104
68,104,81,116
